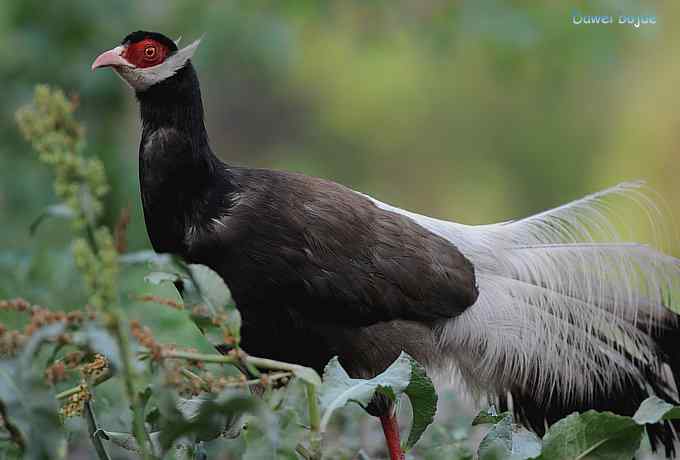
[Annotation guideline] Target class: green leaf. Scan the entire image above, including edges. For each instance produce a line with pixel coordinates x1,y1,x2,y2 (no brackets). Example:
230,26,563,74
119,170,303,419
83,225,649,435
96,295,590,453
478,415,541,460
145,271,180,285
144,262,242,347
292,366,322,387
242,409,302,460
29,203,74,235
101,428,193,459
185,263,241,345
402,358,437,450
534,411,644,460
633,396,680,424
157,387,257,452
185,264,232,314
473,408,512,426
319,353,411,431
319,352,437,450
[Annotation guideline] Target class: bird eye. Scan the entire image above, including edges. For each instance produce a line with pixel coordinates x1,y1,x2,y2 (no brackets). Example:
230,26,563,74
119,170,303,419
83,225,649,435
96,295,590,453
144,47,156,58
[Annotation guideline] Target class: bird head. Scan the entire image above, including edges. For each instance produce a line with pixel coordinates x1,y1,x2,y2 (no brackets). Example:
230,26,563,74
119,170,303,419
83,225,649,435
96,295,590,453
91,31,201,92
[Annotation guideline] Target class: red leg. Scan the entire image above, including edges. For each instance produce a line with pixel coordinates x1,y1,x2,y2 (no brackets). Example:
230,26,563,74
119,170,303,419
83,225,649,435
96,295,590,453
379,411,405,460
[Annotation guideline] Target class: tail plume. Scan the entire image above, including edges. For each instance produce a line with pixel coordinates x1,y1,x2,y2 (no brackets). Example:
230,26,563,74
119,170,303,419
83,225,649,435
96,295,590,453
368,182,680,456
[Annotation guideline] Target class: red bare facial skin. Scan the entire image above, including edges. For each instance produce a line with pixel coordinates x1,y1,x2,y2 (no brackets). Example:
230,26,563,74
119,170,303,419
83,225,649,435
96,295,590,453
122,39,170,68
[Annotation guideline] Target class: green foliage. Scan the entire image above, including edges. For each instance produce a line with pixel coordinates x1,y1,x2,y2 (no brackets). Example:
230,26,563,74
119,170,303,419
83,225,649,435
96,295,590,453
319,351,437,451
472,408,513,426
319,354,409,429
155,389,256,453
402,357,438,450
534,411,644,460
477,414,541,460
241,403,305,459
471,396,680,460
144,261,241,348
633,396,680,424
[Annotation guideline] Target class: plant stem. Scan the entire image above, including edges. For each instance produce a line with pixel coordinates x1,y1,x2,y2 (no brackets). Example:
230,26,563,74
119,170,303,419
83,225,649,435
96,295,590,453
180,368,207,385
245,371,292,386
56,369,113,400
108,311,153,460
245,355,309,373
85,222,100,254
84,400,111,460
161,349,313,376
305,382,322,460
0,401,25,450
180,367,292,389
161,349,238,364
306,383,320,433
56,385,82,401
295,443,313,459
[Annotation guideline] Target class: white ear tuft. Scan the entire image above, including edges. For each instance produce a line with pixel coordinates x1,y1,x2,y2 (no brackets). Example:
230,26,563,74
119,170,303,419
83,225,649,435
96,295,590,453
171,36,202,65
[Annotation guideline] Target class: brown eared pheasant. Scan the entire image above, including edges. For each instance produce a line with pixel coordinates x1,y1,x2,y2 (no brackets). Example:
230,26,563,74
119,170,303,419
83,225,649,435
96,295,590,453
92,31,680,459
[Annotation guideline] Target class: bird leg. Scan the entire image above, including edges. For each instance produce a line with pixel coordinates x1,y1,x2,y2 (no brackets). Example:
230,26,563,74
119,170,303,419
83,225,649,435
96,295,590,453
379,408,404,460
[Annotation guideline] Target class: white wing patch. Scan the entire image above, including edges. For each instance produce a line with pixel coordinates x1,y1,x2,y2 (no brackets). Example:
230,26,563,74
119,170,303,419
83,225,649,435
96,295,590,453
359,182,680,404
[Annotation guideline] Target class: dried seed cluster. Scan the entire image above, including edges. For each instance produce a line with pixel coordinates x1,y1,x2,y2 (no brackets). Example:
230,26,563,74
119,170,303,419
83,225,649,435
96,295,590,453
130,320,163,361
82,353,109,381
60,384,90,418
0,298,86,355
137,295,184,310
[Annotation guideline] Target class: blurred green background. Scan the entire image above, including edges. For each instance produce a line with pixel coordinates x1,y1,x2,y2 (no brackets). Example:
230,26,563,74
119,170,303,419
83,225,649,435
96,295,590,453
0,0,677,458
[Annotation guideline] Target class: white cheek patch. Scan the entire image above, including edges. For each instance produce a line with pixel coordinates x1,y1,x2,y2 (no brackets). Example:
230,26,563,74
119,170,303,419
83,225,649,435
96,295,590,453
116,38,202,92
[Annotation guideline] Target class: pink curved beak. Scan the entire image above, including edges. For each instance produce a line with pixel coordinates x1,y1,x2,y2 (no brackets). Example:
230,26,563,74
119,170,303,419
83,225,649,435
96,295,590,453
91,46,132,71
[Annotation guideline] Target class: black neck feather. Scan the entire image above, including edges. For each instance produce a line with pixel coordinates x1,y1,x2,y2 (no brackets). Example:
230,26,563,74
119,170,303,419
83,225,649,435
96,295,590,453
136,62,234,254
137,63,213,162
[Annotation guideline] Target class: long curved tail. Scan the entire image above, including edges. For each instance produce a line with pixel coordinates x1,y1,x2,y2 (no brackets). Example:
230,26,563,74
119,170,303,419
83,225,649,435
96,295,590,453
371,182,680,456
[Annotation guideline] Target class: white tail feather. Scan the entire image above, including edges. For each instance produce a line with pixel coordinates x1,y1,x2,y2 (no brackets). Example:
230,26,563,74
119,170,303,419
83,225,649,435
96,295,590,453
365,182,680,404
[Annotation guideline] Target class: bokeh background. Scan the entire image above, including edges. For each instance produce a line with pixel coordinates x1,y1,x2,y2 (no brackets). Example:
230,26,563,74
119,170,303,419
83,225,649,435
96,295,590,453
0,1,678,458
